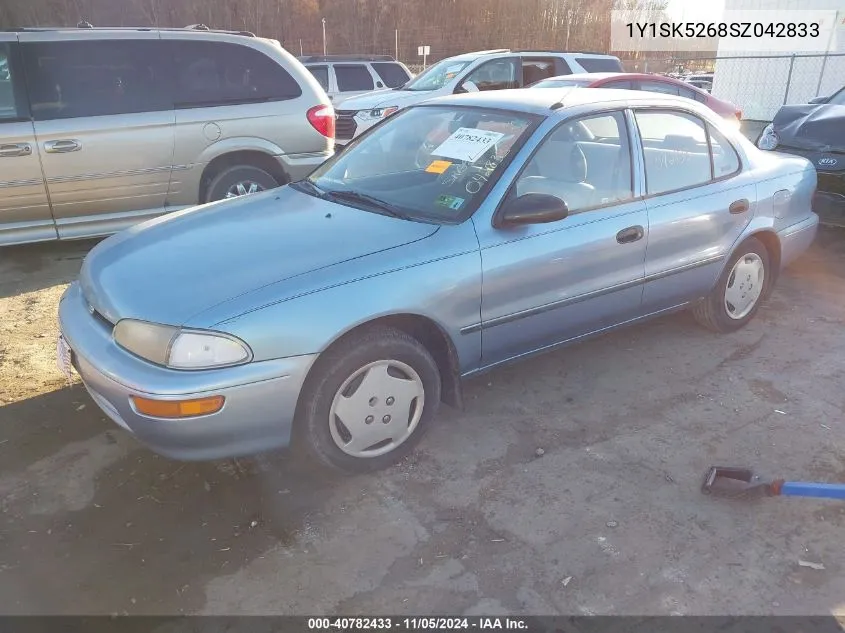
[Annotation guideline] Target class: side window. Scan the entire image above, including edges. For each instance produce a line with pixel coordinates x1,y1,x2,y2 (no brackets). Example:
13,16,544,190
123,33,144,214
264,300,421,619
574,57,623,72
693,92,708,103
0,44,21,120
634,110,712,195
639,80,680,96
677,85,697,100
521,59,557,86
307,65,329,91
371,62,410,88
514,111,633,214
555,59,573,75
22,40,171,120
171,40,302,108
461,58,519,92
603,80,634,90
335,64,374,92
707,123,741,178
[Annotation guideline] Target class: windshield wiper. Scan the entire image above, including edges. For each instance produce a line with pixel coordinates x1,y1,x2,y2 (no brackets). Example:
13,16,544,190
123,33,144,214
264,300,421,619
291,179,329,199
323,189,409,219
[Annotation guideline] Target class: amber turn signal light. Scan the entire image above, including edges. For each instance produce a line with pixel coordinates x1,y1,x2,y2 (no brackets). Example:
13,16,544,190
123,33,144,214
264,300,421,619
131,395,225,419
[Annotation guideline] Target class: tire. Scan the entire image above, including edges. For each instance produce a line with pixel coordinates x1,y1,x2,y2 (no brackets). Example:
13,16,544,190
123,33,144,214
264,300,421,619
205,165,279,202
692,237,771,333
296,326,441,473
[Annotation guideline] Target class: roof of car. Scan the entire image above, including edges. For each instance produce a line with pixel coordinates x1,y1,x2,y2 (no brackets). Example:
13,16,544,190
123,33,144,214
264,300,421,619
443,49,618,63
427,87,713,116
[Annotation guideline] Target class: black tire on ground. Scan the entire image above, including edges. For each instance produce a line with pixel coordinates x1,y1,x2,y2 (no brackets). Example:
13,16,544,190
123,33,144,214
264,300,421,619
205,165,279,202
692,236,771,333
295,326,442,473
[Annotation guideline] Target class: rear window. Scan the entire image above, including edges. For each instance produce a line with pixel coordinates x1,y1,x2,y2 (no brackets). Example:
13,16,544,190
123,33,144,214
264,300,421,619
372,62,410,88
335,64,374,92
171,40,302,108
575,57,623,73
530,78,592,89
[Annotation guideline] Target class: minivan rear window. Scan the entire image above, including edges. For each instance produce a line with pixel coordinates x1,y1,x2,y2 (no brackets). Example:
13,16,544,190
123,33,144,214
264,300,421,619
372,62,410,88
171,40,302,108
575,57,623,73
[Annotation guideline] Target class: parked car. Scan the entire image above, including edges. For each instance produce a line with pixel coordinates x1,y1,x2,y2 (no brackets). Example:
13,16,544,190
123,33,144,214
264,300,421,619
333,49,623,145
685,73,714,92
299,54,413,104
58,88,818,472
529,72,741,123
0,26,334,247
758,85,845,224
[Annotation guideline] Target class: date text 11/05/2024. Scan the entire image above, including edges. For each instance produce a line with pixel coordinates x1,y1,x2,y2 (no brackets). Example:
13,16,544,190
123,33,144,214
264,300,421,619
308,617,529,630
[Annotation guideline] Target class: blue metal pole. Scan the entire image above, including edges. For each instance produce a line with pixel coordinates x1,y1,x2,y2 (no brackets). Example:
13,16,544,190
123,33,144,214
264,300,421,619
780,481,845,500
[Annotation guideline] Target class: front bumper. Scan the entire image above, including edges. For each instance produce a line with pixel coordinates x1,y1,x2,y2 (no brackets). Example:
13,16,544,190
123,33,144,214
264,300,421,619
778,213,819,269
58,282,317,461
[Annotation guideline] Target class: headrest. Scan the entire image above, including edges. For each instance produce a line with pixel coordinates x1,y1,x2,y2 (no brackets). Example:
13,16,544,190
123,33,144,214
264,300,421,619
566,143,587,183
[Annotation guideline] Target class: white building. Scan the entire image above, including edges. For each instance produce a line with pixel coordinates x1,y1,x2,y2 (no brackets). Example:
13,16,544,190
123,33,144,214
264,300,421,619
712,0,845,120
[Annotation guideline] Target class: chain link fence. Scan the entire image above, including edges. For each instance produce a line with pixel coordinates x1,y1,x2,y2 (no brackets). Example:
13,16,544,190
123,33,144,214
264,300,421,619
648,53,845,122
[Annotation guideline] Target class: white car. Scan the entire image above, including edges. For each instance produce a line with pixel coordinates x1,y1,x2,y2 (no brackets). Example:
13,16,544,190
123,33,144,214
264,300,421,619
334,48,622,145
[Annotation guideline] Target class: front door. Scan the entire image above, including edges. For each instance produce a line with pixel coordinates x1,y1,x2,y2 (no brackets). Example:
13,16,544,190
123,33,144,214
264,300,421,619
19,34,175,239
475,110,648,368
0,37,54,245
631,109,755,312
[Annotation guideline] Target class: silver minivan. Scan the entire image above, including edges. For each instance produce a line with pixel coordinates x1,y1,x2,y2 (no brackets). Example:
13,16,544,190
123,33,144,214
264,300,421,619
0,26,334,247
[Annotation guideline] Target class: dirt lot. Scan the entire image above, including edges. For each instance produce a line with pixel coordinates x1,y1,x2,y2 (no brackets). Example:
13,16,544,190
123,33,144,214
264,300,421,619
2,230,845,616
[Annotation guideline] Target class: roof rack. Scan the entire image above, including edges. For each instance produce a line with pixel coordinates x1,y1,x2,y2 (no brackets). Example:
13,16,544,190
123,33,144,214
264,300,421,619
513,49,615,56
298,54,396,63
471,49,511,55
1,25,256,37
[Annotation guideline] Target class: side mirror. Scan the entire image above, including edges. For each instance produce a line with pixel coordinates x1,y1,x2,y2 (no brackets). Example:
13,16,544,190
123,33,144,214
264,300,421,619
498,193,569,227
809,95,828,104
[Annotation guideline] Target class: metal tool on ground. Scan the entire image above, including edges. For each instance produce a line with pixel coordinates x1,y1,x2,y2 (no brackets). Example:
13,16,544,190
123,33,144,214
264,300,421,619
702,466,845,500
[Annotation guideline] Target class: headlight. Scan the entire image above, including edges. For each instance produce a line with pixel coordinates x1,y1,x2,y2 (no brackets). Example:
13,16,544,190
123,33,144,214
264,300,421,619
113,319,252,370
757,123,779,150
359,106,399,121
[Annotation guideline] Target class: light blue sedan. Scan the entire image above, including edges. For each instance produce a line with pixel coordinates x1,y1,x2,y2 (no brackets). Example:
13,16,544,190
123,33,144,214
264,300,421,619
58,88,819,472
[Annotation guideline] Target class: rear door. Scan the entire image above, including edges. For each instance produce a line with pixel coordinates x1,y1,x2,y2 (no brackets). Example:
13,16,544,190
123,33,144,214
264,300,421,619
0,36,55,245
19,33,175,239
633,109,755,312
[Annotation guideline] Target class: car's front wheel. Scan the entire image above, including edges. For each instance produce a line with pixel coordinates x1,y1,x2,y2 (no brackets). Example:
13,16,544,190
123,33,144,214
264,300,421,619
206,165,279,202
296,326,441,472
692,237,771,333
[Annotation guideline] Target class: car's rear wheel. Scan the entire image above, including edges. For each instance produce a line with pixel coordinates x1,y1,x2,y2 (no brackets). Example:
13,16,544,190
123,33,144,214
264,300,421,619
296,326,441,472
692,237,770,333
206,165,279,202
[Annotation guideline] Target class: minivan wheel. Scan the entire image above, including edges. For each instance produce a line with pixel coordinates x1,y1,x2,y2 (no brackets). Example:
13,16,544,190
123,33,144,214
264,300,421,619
296,326,441,473
692,237,770,333
206,165,279,202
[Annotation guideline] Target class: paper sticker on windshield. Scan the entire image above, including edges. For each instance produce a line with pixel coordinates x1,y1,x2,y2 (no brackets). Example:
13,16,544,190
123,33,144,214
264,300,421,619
436,194,465,210
432,128,505,163
426,160,452,174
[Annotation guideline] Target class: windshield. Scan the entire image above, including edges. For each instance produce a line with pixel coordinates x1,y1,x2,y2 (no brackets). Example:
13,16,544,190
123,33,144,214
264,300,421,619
531,78,590,89
403,59,472,91
305,105,539,222
829,86,845,106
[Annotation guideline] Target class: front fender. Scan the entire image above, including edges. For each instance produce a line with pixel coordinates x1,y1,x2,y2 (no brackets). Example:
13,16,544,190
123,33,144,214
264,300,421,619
210,246,483,376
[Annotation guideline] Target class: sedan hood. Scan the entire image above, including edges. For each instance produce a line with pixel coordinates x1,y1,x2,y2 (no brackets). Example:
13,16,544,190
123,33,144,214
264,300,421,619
773,103,845,155
338,89,434,111
79,186,438,326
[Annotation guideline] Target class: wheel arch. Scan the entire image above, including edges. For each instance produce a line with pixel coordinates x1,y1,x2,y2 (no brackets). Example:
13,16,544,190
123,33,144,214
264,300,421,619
199,150,289,203
297,312,464,413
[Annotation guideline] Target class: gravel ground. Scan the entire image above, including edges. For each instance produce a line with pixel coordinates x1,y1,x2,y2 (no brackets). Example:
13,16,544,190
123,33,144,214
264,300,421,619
1,229,845,616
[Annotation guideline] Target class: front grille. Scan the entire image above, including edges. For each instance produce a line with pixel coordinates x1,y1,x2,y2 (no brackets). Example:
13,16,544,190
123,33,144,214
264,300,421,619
335,110,358,140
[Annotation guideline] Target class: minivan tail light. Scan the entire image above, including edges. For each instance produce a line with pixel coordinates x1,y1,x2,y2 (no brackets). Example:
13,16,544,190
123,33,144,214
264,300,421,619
307,104,335,139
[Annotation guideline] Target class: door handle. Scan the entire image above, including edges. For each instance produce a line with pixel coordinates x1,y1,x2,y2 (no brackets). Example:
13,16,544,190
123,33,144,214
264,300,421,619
0,143,32,157
729,199,750,214
616,225,645,244
44,139,82,154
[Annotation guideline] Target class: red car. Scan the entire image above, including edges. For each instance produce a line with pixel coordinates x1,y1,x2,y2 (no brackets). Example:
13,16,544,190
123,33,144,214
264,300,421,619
530,72,742,123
